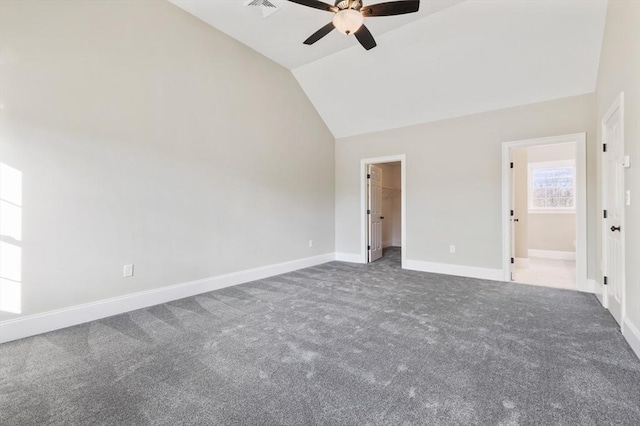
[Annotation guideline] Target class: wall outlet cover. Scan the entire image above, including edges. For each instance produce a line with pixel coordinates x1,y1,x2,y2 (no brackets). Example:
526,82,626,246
123,264,134,278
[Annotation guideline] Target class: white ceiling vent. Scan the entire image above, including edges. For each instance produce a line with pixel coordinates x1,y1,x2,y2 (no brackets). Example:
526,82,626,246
244,0,281,18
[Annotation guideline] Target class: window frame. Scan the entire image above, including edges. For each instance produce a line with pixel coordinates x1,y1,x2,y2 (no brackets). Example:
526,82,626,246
527,159,576,214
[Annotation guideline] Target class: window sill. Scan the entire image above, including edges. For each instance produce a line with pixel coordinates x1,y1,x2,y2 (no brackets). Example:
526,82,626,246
528,209,576,215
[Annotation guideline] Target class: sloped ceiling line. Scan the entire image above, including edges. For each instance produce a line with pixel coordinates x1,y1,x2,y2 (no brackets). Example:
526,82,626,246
170,0,607,138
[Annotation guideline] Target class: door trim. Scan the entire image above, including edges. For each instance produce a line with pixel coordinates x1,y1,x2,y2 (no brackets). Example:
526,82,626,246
501,133,589,291
360,155,406,266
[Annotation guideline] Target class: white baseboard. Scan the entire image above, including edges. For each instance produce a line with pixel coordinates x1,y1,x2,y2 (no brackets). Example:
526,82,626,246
334,252,365,263
528,249,576,260
0,253,335,344
593,279,605,306
622,317,640,360
404,259,503,281
515,257,530,268
577,279,596,294
382,243,401,249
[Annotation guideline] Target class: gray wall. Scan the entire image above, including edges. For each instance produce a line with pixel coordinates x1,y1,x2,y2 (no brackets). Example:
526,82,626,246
0,0,335,320
595,0,640,332
335,94,597,275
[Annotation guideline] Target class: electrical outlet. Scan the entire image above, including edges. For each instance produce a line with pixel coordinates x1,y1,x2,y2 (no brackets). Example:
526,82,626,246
123,264,134,277
449,245,455,254
622,155,630,168
309,240,313,248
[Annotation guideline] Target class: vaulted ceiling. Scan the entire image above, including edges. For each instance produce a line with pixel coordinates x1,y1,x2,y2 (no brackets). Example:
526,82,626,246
169,0,608,138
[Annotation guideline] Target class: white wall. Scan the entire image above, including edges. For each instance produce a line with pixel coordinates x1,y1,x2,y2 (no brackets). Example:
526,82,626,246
0,0,334,321
595,0,640,350
528,142,576,162
335,94,597,277
528,215,576,253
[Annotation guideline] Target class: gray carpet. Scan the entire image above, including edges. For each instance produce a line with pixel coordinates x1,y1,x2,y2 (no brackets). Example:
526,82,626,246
1,248,639,425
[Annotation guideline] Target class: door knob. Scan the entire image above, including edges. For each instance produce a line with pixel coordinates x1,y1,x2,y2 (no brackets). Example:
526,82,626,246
610,225,621,232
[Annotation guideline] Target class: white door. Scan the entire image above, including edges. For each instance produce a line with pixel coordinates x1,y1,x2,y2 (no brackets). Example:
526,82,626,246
510,157,516,280
602,96,625,324
368,164,383,262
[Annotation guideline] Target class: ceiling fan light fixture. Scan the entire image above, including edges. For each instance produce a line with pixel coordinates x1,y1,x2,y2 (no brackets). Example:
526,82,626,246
332,9,364,35
290,0,420,49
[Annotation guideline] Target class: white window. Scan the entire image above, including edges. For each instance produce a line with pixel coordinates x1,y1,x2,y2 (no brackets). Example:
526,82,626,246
528,160,575,213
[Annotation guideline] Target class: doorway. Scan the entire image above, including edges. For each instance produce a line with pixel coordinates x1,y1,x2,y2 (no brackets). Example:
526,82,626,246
502,134,588,292
361,155,406,266
512,142,577,289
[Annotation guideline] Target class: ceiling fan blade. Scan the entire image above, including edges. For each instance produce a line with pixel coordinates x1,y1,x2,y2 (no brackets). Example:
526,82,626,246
354,25,377,50
361,0,420,17
304,22,336,45
287,0,339,13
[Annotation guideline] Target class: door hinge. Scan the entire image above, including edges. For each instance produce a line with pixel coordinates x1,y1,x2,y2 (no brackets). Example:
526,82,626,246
367,209,371,214
603,276,608,285
367,245,371,250
603,209,607,219
603,144,607,152
510,162,514,169
510,209,514,216
510,257,514,264
367,174,371,179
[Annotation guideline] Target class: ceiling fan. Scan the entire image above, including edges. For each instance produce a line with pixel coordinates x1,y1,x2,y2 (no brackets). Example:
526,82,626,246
287,0,420,50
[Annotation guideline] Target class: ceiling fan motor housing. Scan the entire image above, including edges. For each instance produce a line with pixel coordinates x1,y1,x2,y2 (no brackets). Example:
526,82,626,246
335,1,362,11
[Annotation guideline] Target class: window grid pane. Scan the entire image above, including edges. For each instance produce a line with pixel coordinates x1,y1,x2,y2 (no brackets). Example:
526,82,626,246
531,166,574,209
